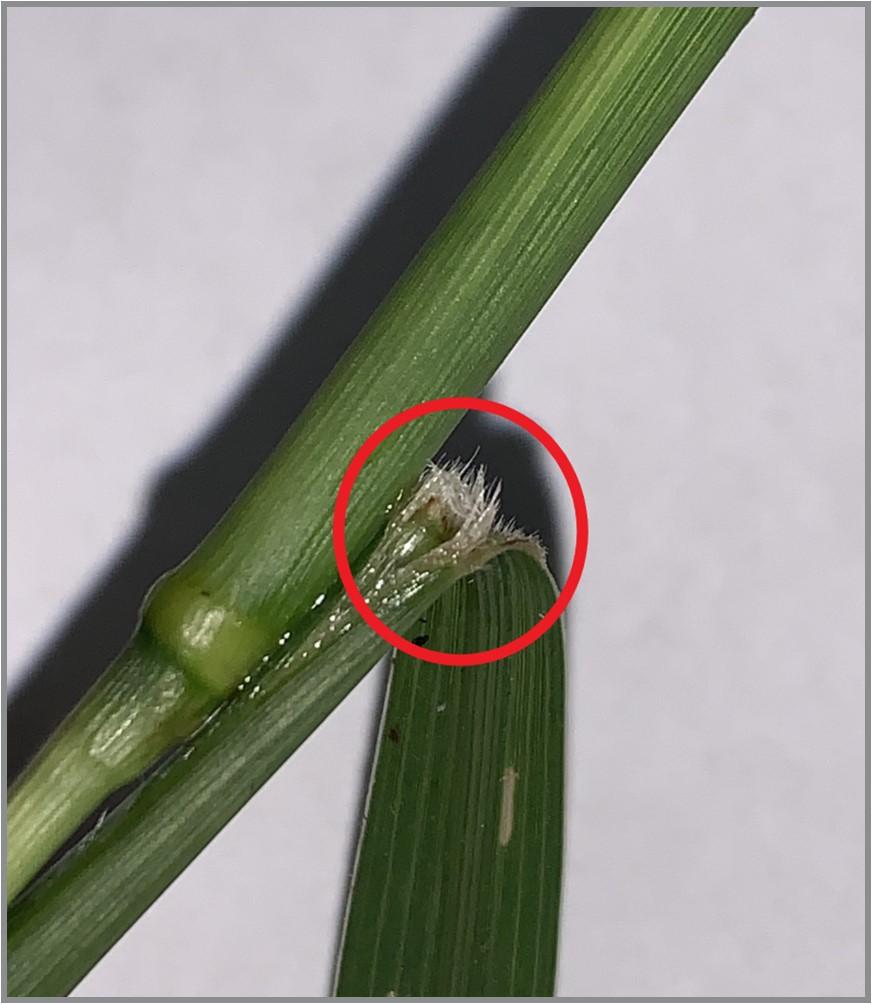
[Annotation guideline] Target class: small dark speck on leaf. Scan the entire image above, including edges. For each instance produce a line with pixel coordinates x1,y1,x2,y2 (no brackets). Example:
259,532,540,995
200,590,211,598
387,726,401,744
413,634,429,646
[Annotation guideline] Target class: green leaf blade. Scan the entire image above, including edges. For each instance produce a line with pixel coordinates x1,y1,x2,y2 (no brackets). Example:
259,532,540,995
9,7,753,895
336,550,565,997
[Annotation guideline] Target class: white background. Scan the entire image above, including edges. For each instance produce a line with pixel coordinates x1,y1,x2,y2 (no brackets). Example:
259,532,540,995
6,6,866,997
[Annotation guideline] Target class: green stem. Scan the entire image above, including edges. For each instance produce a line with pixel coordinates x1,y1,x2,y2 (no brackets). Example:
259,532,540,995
9,6,755,898
7,639,216,902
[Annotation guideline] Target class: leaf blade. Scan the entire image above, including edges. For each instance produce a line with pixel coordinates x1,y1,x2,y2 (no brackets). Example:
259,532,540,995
336,550,565,996
10,6,754,892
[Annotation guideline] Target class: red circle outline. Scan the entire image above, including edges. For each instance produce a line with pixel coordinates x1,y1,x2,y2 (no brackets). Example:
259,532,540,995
332,397,588,666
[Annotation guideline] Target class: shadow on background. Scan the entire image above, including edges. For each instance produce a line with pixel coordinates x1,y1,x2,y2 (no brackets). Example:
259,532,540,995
8,7,588,781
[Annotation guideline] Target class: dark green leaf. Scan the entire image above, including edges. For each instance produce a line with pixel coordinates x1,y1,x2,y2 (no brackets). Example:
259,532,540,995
336,550,564,996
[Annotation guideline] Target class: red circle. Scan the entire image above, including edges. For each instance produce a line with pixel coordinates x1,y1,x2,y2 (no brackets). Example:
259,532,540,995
332,397,588,666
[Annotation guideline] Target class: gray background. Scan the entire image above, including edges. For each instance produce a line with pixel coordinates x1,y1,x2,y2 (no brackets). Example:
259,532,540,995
6,6,865,998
